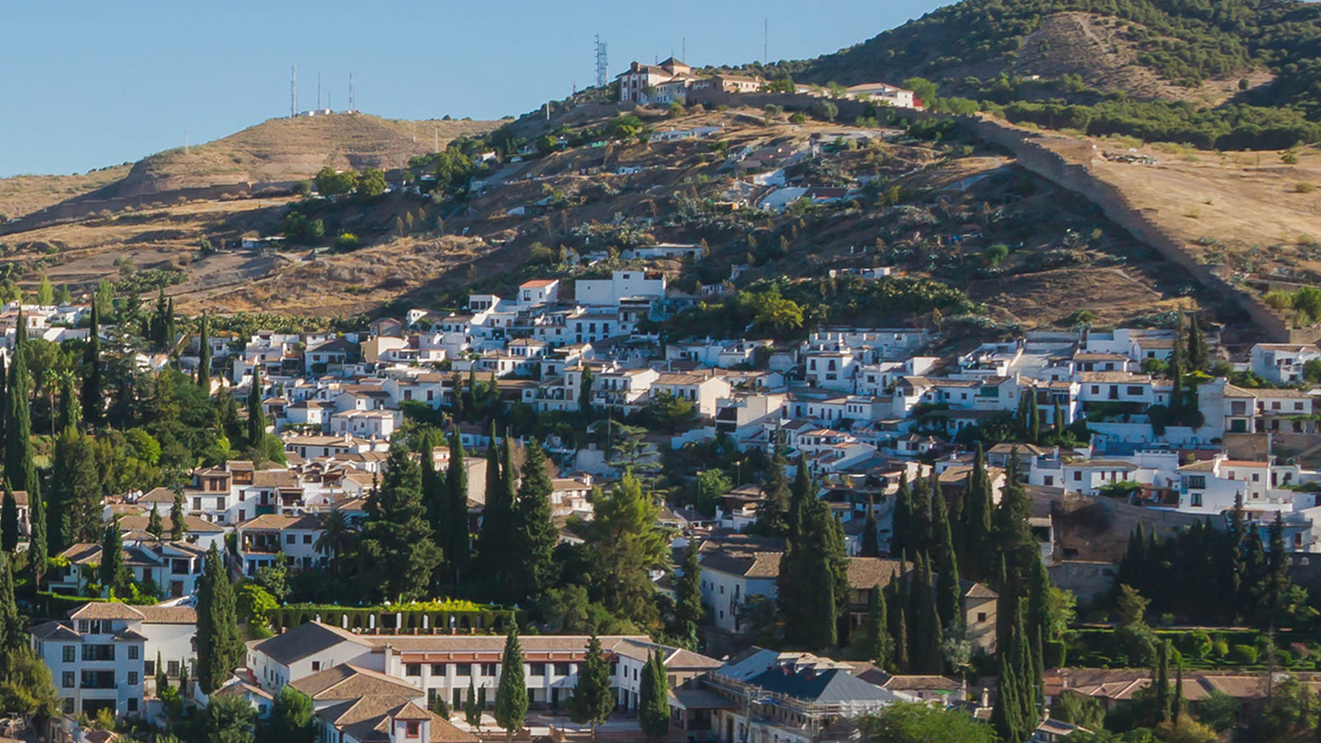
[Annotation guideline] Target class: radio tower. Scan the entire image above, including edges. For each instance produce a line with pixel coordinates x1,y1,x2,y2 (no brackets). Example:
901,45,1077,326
594,35,608,88
290,65,297,118
349,74,355,113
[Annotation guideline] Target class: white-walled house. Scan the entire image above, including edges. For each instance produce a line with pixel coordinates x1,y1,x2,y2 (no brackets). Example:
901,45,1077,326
575,271,666,307
31,602,197,719
1250,343,1321,385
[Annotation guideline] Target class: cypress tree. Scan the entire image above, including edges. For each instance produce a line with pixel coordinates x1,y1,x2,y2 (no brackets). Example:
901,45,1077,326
445,428,470,585
1028,389,1041,444
1155,639,1171,723
1267,511,1291,624
493,625,528,743
861,582,893,669
908,475,933,555
419,429,445,546
991,650,1022,743
788,453,812,541
0,483,15,554
860,493,880,558
246,364,266,449
675,541,705,639
465,679,481,729
475,426,518,602
147,503,164,539
196,544,242,693
1187,314,1208,371
890,475,913,559
894,608,909,674
513,441,558,608
931,492,962,633
0,354,6,453
197,312,211,390
569,634,614,740
908,554,944,674
28,485,45,586
0,552,19,651
1052,401,1065,441
165,297,176,353
1170,318,1186,421
4,342,36,494
82,303,102,426
755,443,790,537
171,488,187,541
965,444,994,581
1172,661,1184,725
638,650,670,741
99,518,127,596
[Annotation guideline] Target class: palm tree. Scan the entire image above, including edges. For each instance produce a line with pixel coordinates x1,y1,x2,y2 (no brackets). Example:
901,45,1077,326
314,509,354,575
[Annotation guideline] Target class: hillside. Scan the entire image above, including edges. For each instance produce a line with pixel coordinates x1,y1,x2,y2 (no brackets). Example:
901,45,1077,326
729,0,1321,149
98,114,498,199
0,166,133,222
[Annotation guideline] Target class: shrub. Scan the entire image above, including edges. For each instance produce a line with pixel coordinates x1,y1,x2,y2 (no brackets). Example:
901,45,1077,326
333,233,360,252
1212,639,1230,658
1230,644,1258,664
1295,182,1316,193
789,112,806,125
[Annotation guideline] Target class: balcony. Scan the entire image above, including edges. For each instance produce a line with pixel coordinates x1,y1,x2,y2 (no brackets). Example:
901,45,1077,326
81,672,116,689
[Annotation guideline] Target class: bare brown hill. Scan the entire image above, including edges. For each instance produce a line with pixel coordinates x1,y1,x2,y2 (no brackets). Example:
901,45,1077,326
92,114,498,199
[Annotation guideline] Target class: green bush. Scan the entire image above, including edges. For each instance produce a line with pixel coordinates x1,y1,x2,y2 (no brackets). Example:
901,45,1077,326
1230,644,1258,664
334,233,360,252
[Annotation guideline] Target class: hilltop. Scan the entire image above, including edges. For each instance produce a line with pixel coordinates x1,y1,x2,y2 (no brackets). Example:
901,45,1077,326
0,114,498,223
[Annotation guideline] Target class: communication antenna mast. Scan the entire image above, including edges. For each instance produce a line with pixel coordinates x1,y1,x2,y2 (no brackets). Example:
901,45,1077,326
185,128,190,156
291,65,297,118
594,34,609,88
349,73,355,113
317,74,322,110
764,18,768,64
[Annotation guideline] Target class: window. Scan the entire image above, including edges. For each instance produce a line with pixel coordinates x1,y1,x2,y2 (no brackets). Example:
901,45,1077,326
311,661,321,672
62,672,75,688
128,672,139,686
406,664,422,677
406,721,421,738
482,663,497,676
554,662,570,676
1090,386,1099,394
1191,493,1203,507
303,534,312,544
1073,472,1082,482
977,612,987,623
431,663,447,675
63,698,74,714
1127,386,1144,396
62,646,75,663
1187,476,1206,489
457,664,471,676
168,661,180,677
530,663,545,676
286,534,296,545
128,645,139,660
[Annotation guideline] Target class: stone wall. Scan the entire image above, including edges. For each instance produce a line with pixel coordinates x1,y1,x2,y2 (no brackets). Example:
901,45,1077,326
957,116,1317,342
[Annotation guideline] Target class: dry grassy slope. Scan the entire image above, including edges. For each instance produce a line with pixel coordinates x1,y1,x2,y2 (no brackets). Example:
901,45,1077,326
102,114,498,198
796,11,1264,104
0,166,133,221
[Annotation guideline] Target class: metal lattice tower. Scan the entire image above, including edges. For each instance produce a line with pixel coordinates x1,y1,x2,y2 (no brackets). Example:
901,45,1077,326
595,35,608,88
291,65,297,118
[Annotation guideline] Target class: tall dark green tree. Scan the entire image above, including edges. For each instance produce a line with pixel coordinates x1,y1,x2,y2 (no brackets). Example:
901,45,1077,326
246,364,266,449
171,488,187,541
147,503,164,539
675,540,705,640
445,428,470,585
27,487,45,586
82,303,103,426
931,492,962,633
754,443,790,537
780,490,848,650
198,312,212,390
907,554,944,674
357,442,443,602
0,551,20,650
99,518,128,595
578,367,594,416
475,427,519,603
860,582,893,669
0,483,16,554
1154,639,1172,723
861,493,880,558
1187,314,1208,371
964,444,994,581
638,649,670,741
513,441,558,608
267,686,314,743
568,634,614,741
1266,510,1293,624
788,453,813,541
4,341,36,495
890,475,913,559
196,544,242,693
493,625,528,743
419,428,446,559
0,354,6,453
907,474,933,555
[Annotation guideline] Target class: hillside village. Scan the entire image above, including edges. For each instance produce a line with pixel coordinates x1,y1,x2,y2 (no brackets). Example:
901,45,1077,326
2,3,1321,743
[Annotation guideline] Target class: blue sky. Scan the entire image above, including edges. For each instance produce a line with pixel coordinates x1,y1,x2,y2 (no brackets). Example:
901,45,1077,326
0,1,946,177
